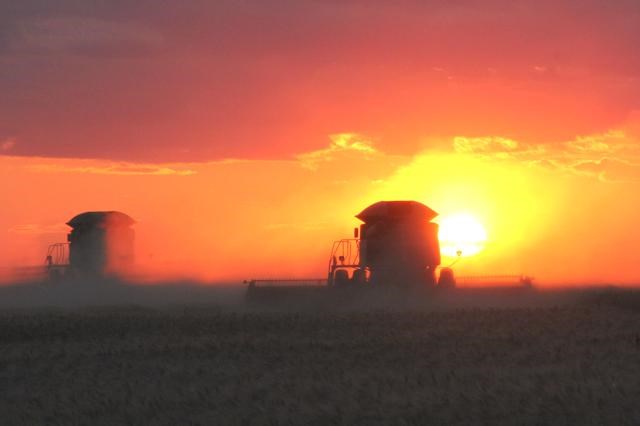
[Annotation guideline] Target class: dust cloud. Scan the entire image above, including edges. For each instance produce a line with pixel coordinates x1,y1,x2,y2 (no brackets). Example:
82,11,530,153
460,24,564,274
0,276,635,313
0,279,245,311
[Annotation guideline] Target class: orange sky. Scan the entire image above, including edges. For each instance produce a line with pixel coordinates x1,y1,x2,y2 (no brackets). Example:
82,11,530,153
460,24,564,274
2,127,640,284
1,1,640,284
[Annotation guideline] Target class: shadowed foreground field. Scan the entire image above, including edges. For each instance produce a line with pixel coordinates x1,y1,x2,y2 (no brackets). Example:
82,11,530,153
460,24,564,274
1,296,640,425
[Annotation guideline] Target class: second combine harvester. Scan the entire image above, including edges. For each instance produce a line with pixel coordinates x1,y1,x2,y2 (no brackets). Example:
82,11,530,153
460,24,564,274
46,211,135,280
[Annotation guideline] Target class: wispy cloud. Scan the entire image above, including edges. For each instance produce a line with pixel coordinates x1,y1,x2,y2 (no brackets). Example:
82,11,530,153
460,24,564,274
1,138,16,152
453,136,519,155
27,162,196,176
8,223,67,235
572,158,640,182
565,130,635,155
297,133,378,170
451,128,640,182
10,17,164,57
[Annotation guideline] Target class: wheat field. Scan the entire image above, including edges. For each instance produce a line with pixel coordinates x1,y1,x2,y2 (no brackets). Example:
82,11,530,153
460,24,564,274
1,291,639,425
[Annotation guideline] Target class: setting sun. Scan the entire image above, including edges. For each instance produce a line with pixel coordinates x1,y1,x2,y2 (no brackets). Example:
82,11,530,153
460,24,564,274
438,213,488,258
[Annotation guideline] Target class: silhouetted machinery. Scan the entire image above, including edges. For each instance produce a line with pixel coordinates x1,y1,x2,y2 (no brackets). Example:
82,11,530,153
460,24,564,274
247,200,458,297
328,201,442,288
46,211,135,280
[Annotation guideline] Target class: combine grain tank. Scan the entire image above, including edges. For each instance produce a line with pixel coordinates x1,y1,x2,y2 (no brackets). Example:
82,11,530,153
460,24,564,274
65,211,135,277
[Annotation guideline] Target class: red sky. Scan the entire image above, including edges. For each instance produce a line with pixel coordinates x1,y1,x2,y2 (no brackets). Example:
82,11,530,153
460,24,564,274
1,1,640,284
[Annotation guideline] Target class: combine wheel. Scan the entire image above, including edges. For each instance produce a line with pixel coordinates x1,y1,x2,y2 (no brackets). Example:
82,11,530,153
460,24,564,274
438,267,456,289
352,269,367,284
334,269,350,287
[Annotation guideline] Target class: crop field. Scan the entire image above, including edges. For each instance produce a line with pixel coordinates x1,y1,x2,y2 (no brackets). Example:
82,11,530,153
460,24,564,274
1,289,640,425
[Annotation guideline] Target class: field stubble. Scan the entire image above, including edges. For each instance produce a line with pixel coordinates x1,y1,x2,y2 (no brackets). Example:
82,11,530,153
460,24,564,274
0,291,639,425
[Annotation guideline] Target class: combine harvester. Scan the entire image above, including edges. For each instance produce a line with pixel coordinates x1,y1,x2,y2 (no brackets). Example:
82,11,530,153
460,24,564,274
45,211,135,282
246,201,533,307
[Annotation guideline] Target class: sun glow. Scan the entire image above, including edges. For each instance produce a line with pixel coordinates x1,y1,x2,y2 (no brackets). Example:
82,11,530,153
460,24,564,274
438,213,488,257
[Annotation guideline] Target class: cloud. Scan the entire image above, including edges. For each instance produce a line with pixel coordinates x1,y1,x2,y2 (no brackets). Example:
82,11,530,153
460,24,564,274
9,17,164,57
297,133,378,170
449,128,640,182
453,130,640,161
0,1,639,162
1,138,16,151
8,223,67,235
452,135,547,161
27,162,196,176
572,158,640,182
453,136,519,154
564,130,634,155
